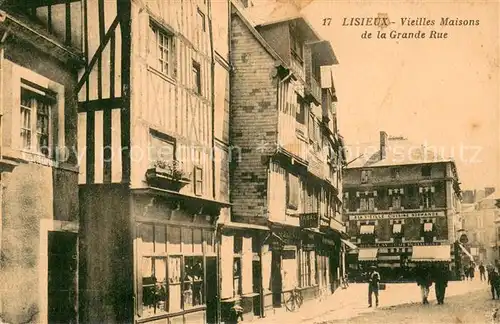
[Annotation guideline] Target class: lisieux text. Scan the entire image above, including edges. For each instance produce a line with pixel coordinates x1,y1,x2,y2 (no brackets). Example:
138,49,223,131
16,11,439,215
325,16,481,40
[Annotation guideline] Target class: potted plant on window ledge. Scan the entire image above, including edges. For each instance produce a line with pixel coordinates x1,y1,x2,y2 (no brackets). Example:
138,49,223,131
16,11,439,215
146,159,191,191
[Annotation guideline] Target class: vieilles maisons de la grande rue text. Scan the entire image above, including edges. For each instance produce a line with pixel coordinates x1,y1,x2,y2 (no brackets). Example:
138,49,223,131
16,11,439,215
329,17,480,39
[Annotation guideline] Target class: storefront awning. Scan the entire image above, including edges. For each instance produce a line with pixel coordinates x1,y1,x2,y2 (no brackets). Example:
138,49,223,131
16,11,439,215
358,248,378,261
411,245,451,262
341,239,358,250
459,244,474,259
392,223,402,234
359,224,375,235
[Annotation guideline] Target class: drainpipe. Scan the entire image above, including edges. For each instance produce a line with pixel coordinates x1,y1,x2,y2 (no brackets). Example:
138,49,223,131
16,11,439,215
0,28,9,318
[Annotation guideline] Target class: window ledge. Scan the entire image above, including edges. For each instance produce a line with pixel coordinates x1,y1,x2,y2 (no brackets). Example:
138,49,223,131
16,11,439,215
147,65,176,85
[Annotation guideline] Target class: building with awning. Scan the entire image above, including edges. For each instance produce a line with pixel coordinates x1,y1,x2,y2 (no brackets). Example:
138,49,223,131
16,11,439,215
411,245,451,262
358,248,378,261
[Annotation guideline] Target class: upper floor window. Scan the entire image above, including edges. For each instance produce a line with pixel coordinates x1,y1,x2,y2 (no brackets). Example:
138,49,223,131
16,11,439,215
150,23,174,76
367,197,375,211
20,84,56,157
420,186,435,208
150,131,176,165
295,95,306,125
290,23,303,61
194,166,203,196
359,197,367,211
421,165,432,177
391,168,400,179
192,61,202,95
392,195,401,209
361,170,372,183
286,173,300,210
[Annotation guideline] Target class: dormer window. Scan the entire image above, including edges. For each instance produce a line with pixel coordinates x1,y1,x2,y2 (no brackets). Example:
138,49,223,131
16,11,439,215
361,170,372,184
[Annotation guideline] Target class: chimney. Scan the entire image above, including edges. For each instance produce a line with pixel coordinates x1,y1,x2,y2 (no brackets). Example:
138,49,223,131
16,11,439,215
485,187,495,197
380,131,388,160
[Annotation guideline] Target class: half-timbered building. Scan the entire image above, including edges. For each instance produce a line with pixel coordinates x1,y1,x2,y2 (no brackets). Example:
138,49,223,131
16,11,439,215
76,0,231,323
222,1,347,321
0,1,84,323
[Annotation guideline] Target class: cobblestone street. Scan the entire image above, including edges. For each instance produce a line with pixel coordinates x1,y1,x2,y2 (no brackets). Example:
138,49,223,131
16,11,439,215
244,278,496,324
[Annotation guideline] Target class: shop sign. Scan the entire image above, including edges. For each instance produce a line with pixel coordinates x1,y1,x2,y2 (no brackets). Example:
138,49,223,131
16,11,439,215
348,211,446,221
300,212,319,229
357,241,443,248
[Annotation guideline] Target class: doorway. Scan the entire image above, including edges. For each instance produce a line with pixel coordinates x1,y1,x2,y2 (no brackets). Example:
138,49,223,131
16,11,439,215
205,256,218,324
271,250,282,307
48,231,77,324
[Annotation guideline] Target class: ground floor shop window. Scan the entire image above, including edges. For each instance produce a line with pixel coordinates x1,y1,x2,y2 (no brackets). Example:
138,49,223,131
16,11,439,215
316,254,328,287
300,250,316,287
139,222,213,317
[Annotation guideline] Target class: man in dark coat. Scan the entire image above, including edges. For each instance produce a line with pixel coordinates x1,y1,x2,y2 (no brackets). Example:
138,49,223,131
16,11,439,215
415,265,432,304
432,264,449,305
367,265,380,307
490,267,500,299
479,263,486,281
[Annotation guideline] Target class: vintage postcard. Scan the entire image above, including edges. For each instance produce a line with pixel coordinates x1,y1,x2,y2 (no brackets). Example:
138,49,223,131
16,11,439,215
0,0,497,323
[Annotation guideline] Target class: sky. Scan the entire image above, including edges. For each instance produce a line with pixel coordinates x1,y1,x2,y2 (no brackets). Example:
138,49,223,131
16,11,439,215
301,0,500,190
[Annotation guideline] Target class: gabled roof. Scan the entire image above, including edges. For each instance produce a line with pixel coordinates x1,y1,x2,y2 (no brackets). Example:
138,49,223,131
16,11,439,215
243,1,321,41
231,2,288,69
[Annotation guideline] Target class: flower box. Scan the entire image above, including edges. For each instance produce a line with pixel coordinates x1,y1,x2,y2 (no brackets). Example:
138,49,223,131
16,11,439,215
146,160,191,191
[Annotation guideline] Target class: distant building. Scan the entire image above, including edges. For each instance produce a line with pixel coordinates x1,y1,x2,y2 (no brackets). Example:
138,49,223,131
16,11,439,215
461,188,499,264
343,131,462,281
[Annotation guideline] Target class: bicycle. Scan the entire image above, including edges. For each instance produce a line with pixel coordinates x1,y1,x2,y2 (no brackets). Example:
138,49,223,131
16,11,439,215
285,287,303,312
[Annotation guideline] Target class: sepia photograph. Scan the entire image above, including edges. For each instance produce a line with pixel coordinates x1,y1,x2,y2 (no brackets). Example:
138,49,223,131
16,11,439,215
0,0,497,323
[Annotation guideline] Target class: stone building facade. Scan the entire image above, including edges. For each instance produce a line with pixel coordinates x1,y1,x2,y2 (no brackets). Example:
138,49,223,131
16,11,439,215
343,132,462,281
0,3,83,323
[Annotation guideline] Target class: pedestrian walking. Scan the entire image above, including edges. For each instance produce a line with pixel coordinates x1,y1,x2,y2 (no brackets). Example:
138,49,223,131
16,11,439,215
416,265,433,304
463,265,469,280
469,264,475,280
479,263,486,281
367,265,380,308
432,264,449,305
487,264,494,284
490,268,500,299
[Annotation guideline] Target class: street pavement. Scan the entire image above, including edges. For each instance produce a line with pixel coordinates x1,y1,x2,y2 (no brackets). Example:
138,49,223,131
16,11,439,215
241,277,496,324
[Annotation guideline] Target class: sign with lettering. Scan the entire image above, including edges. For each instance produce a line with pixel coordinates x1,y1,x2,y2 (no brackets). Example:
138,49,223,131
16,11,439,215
300,213,319,229
357,241,444,248
348,211,446,221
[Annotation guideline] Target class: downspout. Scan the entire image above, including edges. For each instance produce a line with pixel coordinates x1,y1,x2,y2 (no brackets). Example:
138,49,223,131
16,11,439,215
207,1,220,323
0,29,9,318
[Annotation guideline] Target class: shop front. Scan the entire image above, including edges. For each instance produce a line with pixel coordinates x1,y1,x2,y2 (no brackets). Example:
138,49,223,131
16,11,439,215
265,224,301,312
218,223,269,323
133,190,227,324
